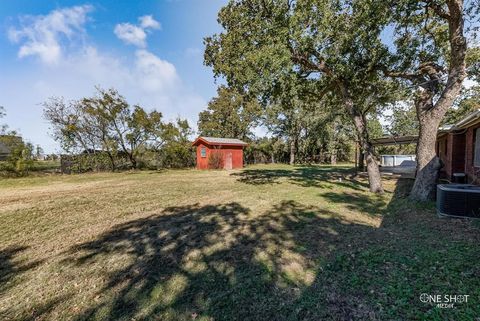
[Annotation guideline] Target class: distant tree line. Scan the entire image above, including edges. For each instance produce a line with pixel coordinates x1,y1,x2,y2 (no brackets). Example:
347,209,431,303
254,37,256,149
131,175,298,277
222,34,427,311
197,80,479,170
197,86,358,166
43,88,194,173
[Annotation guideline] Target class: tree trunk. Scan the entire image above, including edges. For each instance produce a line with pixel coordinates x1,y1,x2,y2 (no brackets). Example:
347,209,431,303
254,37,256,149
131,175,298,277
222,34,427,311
289,138,295,165
332,79,384,193
409,91,453,200
290,44,383,192
106,152,116,172
351,111,383,193
410,117,443,201
358,150,365,172
128,153,137,169
409,0,467,201
330,152,337,165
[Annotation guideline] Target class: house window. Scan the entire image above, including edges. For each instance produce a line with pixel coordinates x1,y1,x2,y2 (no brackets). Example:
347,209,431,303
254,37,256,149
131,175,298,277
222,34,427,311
201,147,207,158
474,129,480,167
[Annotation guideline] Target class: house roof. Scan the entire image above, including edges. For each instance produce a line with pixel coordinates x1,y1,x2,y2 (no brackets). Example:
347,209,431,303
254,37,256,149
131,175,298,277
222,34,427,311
0,135,22,157
371,135,418,146
454,110,480,129
373,110,480,146
438,109,480,133
0,141,9,154
192,136,248,146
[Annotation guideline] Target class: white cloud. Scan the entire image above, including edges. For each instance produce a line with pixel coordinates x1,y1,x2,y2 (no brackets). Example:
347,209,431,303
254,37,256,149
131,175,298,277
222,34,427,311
114,23,147,47
139,15,161,30
4,7,207,152
8,5,92,64
134,49,178,91
114,15,161,48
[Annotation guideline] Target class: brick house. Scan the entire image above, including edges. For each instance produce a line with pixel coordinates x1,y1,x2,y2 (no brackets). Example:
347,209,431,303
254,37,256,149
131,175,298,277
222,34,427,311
437,110,480,183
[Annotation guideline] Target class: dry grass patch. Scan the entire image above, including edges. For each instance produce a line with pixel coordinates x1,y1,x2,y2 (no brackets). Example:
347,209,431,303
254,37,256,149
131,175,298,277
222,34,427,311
0,165,478,321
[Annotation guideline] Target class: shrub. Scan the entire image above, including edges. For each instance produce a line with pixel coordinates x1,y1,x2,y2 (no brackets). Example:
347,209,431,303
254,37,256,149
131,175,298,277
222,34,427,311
208,151,224,169
159,143,195,169
60,153,130,174
0,136,34,176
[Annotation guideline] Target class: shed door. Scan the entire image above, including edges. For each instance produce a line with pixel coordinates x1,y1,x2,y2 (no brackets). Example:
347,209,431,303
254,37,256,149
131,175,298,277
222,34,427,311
225,152,232,170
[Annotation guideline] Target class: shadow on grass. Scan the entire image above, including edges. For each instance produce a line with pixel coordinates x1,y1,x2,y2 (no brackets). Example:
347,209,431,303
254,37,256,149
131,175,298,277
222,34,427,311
3,296,71,321
0,246,43,294
321,191,387,215
232,166,369,191
12,172,479,321
314,178,480,320
61,201,377,321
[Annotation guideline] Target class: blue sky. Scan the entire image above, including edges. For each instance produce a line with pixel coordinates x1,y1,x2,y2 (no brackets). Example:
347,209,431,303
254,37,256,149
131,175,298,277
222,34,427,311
0,0,227,152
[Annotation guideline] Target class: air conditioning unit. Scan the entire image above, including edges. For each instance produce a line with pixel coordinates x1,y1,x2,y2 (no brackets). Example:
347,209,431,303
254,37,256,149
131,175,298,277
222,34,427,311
437,184,480,218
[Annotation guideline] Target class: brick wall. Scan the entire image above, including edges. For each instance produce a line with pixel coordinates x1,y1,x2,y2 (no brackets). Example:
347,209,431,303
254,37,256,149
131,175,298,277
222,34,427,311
465,125,480,183
451,133,466,173
438,135,451,178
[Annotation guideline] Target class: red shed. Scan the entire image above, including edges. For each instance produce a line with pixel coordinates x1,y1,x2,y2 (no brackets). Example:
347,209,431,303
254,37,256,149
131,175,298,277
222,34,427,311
192,136,248,170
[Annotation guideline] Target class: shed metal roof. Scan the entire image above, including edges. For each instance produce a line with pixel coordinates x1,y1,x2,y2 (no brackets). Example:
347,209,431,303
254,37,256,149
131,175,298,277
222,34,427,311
192,136,248,146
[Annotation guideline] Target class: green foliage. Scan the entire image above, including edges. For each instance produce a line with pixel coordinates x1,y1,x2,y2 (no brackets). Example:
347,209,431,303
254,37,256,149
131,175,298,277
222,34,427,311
382,1,478,127
385,104,419,137
205,0,397,112
198,86,261,140
443,86,480,125
376,104,419,155
0,108,38,176
261,91,356,164
34,145,44,160
153,119,195,169
0,136,35,176
0,106,9,134
245,137,289,164
43,87,195,172
367,116,384,139
60,153,130,174
466,46,480,82
386,0,478,78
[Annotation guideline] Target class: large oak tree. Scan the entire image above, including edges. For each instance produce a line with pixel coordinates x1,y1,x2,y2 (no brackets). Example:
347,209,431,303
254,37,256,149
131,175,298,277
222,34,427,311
382,0,478,200
205,0,397,193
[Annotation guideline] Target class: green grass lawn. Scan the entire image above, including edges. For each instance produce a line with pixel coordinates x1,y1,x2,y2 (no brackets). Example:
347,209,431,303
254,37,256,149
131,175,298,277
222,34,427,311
0,164,479,321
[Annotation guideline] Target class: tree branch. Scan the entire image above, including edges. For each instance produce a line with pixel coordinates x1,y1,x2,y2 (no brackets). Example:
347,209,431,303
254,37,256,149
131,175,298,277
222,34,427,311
426,1,450,20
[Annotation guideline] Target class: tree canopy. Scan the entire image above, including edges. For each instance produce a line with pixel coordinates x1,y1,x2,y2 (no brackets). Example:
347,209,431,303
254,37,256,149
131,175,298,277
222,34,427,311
204,0,479,197
205,0,405,192
43,87,194,171
198,86,261,140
